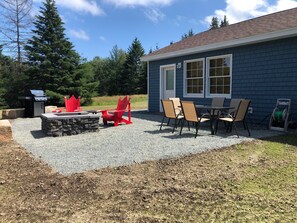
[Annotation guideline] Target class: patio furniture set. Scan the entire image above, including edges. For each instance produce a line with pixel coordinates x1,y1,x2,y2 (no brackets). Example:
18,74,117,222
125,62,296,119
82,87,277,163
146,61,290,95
41,95,132,137
160,97,251,138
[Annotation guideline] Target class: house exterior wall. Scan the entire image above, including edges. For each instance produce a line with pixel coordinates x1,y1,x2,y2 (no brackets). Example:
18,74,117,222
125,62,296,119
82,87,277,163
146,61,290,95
148,36,297,125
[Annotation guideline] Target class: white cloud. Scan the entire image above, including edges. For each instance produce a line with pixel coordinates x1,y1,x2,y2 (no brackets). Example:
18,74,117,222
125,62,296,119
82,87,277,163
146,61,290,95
204,0,297,25
34,0,105,16
103,0,174,7
69,29,90,40
144,8,165,23
99,36,106,41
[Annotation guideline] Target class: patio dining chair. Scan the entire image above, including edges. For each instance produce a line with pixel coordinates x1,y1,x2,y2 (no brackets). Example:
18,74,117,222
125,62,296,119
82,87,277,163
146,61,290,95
169,97,182,116
218,99,251,137
160,99,184,133
203,97,226,117
180,101,210,138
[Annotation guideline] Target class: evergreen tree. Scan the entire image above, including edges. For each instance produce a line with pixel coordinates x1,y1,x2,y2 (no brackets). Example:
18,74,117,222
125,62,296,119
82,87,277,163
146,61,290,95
91,56,110,96
25,0,82,104
209,17,219,30
121,38,146,94
181,29,194,40
220,15,229,27
107,45,126,95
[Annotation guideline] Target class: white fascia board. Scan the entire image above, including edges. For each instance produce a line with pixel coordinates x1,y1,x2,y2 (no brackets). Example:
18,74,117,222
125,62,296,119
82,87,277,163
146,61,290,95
141,27,297,62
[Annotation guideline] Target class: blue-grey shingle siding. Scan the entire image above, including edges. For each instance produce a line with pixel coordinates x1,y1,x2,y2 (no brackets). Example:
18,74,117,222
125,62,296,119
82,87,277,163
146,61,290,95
148,36,297,126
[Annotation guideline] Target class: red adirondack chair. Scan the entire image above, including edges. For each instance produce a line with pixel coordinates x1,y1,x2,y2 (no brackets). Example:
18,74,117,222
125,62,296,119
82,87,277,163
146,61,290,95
64,95,82,112
101,96,132,126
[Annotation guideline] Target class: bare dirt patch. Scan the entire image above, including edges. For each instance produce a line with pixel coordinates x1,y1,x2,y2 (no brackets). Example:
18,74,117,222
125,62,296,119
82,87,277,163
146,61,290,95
1,135,297,222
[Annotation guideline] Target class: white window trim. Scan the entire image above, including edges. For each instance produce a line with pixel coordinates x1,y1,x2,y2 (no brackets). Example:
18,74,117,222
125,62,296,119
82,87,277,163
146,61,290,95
183,58,205,98
205,54,232,99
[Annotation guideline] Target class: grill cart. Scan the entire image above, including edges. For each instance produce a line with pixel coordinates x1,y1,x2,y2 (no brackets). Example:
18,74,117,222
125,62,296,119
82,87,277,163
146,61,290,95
20,90,49,117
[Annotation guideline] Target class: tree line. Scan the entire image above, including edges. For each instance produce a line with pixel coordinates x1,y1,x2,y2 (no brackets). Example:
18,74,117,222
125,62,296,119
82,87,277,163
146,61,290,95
0,0,146,108
0,0,229,109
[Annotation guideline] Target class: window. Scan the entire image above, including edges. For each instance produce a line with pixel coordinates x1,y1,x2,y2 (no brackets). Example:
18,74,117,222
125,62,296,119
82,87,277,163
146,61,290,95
184,59,204,97
206,55,232,97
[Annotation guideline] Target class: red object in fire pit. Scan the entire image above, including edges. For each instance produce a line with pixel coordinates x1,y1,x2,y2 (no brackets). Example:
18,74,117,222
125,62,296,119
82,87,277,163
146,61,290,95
64,95,82,112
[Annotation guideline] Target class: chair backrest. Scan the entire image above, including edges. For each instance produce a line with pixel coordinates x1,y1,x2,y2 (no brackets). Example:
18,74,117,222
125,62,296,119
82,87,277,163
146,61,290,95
229,98,243,114
116,96,130,117
161,99,176,119
169,97,182,115
64,95,81,112
169,97,181,108
211,97,225,107
180,101,198,122
235,99,251,121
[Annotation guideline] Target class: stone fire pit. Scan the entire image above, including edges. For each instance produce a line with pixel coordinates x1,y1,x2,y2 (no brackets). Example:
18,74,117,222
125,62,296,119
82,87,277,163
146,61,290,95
41,112,100,137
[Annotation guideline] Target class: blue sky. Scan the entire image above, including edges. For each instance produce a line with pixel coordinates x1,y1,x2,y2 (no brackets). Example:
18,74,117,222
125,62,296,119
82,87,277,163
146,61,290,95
33,0,297,61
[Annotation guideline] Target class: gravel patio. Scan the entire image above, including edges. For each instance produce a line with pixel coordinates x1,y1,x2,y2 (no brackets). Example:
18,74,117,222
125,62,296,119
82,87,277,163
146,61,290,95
11,111,282,175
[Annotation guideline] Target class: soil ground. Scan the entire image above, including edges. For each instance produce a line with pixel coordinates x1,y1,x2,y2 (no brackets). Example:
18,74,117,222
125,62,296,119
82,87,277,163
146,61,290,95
1,134,297,223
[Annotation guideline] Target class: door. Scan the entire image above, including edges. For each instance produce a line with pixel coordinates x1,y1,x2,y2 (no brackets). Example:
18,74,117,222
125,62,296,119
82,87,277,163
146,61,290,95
160,65,176,111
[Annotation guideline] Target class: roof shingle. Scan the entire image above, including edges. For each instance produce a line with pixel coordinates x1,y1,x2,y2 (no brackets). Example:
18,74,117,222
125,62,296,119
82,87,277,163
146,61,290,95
144,7,297,60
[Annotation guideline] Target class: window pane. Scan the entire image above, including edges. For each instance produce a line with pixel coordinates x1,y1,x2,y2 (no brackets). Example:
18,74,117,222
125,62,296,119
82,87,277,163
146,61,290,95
166,71,174,90
187,87,193,93
210,60,216,68
187,63,192,70
216,68,223,76
191,70,198,77
217,77,223,85
210,86,216,94
223,67,230,76
224,77,230,85
210,68,216,76
224,86,230,94
210,78,216,85
192,62,198,69
187,70,191,78
217,86,223,94
216,58,223,67
224,57,231,67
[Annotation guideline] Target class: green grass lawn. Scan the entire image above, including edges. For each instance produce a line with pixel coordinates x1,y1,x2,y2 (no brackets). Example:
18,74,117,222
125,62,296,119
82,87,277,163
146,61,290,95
82,94,148,111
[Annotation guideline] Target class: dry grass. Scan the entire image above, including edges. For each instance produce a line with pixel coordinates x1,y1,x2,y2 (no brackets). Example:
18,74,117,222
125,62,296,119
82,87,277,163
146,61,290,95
83,94,148,111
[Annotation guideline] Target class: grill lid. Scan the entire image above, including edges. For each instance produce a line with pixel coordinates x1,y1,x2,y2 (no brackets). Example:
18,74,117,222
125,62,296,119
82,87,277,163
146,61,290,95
30,90,45,97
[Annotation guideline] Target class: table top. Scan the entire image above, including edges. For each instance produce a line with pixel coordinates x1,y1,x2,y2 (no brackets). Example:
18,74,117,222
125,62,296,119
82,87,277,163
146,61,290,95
195,105,234,110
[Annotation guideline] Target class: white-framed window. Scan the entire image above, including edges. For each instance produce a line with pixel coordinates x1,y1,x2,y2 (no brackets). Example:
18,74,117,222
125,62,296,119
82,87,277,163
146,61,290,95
183,58,204,97
206,54,232,98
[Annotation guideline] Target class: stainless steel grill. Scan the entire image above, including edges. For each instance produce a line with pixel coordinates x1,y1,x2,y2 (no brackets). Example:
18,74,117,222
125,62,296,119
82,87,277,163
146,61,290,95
20,90,48,117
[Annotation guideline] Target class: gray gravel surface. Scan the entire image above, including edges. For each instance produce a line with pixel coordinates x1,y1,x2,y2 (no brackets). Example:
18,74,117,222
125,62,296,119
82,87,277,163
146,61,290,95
11,111,282,175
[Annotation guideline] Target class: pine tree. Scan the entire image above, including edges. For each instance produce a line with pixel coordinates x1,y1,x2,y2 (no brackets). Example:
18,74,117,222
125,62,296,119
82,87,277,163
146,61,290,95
181,29,194,40
25,0,81,104
220,15,229,27
209,17,219,30
121,38,146,94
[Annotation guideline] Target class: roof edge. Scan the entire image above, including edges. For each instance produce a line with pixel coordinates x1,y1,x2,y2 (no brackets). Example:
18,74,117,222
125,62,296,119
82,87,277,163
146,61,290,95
141,27,297,62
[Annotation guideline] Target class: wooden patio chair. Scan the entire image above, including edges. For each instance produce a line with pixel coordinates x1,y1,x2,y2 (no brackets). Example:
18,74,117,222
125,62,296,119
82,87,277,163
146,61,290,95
64,95,82,112
101,95,132,126
160,99,184,133
180,101,209,138
218,99,251,137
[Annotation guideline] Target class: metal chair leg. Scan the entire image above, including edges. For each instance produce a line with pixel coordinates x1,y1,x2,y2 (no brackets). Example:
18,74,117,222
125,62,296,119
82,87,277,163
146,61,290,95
195,122,200,138
243,120,251,136
233,122,239,138
180,119,185,135
173,118,178,133
160,116,165,130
